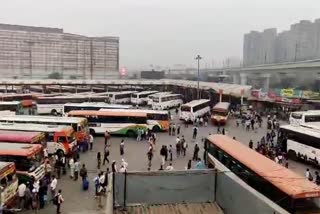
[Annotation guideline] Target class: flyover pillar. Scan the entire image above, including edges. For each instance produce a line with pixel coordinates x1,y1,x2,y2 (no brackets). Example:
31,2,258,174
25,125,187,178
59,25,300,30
240,73,248,85
232,74,239,84
261,73,271,92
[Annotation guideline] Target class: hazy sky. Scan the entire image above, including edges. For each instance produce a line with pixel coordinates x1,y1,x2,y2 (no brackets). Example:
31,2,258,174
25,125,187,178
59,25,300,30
0,0,319,70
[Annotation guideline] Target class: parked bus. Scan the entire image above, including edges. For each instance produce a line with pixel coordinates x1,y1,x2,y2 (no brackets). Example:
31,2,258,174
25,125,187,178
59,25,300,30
0,130,45,144
180,99,210,122
0,123,77,156
0,143,45,183
0,101,37,115
278,124,320,166
152,94,183,110
100,109,169,132
211,102,230,125
105,91,136,104
131,91,158,106
289,110,320,126
204,134,320,213
63,102,133,115
0,115,89,147
0,162,18,206
147,92,171,106
67,110,148,137
36,95,110,115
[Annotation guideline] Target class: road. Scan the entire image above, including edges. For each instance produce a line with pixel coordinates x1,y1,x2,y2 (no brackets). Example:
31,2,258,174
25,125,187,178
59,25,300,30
23,110,312,214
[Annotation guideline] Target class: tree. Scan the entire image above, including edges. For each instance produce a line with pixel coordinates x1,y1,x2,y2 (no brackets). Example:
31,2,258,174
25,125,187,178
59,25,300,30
48,72,63,79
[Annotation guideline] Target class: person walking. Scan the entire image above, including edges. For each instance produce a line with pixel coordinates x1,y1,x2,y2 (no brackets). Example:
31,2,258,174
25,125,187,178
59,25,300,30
104,130,110,146
169,124,172,136
31,189,39,213
18,182,26,209
74,159,80,181
80,164,88,181
182,137,187,156
164,146,168,161
160,146,166,166
50,175,57,202
177,124,181,135
55,189,64,214
249,140,253,149
222,128,225,135
172,124,176,136
193,126,198,139
187,160,192,170
120,140,125,156
38,180,46,209
69,157,75,179
169,145,173,161
147,150,153,170
103,146,110,165
111,160,117,173
89,133,94,150
97,152,101,169
193,143,200,161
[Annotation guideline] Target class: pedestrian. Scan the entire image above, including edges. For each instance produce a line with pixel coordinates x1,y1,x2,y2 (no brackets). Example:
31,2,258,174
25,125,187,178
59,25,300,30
169,145,173,161
38,180,46,209
93,173,101,196
97,152,101,169
50,175,57,202
61,155,66,175
69,158,75,179
193,143,200,161
176,138,181,157
74,159,80,181
166,163,174,171
120,139,125,156
103,168,109,188
164,145,168,161
25,183,32,209
251,118,255,130
217,125,221,134
306,168,313,181
315,171,320,185
80,164,88,181
136,128,141,142
160,145,166,165
147,150,153,169
18,182,26,209
172,124,176,136
103,146,110,165
175,107,179,115
111,160,117,173
31,189,39,213
249,140,253,149
119,165,126,173
169,124,172,136
182,138,187,156
200,117,204,126
177,124,181,135
193,126,198,139
55,158,61,179
104,130,110,146
89,133,94,150
187,160,192,170
55,189,64,214
222,128,225,135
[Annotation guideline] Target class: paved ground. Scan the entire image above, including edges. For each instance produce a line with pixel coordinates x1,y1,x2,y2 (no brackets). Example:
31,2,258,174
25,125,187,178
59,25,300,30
23,110,312,214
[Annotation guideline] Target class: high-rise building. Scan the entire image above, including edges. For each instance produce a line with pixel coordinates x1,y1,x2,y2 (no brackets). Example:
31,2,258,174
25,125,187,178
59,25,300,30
244,19,320,66
0,23,119,79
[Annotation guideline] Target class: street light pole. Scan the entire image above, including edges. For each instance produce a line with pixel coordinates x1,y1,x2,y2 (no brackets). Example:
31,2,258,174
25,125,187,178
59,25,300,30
195,54,202,99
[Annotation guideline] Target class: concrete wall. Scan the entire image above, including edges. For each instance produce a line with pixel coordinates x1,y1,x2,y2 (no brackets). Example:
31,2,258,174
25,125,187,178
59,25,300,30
114,170,215,207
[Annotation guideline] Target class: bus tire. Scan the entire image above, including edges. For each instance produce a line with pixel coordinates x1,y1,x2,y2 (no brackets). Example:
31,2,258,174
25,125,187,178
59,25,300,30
89,129,96,136
288,150,297,161
127,130,135,138
152,125,161,132
51,109,57,116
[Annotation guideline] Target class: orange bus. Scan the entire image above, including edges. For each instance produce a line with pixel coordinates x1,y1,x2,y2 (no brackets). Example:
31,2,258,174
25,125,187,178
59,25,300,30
211,102,230,125
204,134,320,213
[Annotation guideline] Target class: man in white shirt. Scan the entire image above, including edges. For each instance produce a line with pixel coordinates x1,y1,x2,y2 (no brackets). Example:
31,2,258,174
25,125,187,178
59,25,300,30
99,173,105,186
56,189,64,214
165,163,174,171
89,134,94,150
306,168,311,180
69,158,75,179
121,159,128,170
119,165,126,173
18,183,26,209
50,175,58,201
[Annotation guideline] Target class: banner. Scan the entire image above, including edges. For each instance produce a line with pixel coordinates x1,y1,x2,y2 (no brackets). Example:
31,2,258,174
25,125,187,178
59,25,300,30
281,88,294,98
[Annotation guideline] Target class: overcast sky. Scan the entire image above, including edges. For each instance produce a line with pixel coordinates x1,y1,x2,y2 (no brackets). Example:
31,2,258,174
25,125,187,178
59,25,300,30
0,0,319,70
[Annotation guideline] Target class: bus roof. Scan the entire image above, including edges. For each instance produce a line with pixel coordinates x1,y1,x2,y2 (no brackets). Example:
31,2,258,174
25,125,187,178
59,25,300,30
291,111,320,116
208,134,320,199
0,130,43,143
212,102,230,110
133,91,158,95
99,108,168,115
0,143,42,156
0,115,86,123
0,123,72,133
157,93,182,97
181,99,210,107
68,110,147,117
0,101,20,105
64,102,133,109
149,92,171,97
280,124,320,138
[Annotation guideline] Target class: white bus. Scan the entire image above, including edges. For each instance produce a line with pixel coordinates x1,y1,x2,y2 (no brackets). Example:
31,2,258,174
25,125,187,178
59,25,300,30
100,109,169,132
0,101,37,116
131,91,158,106
147,92,172,106
105,91,136,104
63,102,133,115
152,94,183,110
180,99,210,122
289,110,320,126
279,124,320,166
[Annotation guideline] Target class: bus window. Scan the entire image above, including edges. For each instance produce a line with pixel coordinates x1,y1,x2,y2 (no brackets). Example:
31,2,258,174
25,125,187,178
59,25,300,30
181,106,191,112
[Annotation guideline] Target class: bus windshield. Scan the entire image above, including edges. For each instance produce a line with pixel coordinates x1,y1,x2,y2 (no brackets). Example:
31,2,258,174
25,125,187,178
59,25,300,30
28,152,43,172
152,97,159,103
213,111,228,116
181,106,191,112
